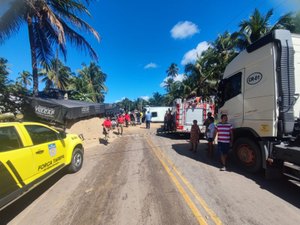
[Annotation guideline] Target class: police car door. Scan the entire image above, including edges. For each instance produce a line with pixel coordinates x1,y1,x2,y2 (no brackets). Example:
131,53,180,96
24,124,66,178
0,125,35,206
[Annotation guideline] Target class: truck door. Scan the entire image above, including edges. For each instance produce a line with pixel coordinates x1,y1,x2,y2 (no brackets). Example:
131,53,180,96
0,126,34,201
219,71,244,127
24,125,66,178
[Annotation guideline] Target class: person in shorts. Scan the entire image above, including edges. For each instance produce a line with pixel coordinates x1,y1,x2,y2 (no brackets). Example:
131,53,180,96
102,116,112,143
117,114,124,136
206,117,215,158
204,112,214,138
213,114,233,171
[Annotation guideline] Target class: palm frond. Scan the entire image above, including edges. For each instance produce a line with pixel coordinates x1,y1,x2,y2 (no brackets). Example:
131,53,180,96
40,16,67,60
41,3,66,44
32,22,54,68
60,13,100,41
0,0,26,43
61,20,98,60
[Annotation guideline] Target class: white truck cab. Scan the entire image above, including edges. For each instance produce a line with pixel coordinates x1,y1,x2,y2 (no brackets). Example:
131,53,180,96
217,30,300,179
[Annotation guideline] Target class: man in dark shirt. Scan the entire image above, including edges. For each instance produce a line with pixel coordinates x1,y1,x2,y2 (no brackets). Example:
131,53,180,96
204,112,213,138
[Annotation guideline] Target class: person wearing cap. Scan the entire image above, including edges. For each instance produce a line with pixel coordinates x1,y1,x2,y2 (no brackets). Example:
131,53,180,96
102,116,112,143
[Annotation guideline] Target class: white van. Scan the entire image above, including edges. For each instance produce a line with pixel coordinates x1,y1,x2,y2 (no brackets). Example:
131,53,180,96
144,106,171,122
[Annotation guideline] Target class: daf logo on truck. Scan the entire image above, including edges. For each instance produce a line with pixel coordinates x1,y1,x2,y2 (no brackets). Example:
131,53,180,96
247,72,263,85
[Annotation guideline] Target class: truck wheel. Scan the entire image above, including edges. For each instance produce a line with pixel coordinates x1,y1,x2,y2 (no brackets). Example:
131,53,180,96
233,138,262,173
68,147,83,173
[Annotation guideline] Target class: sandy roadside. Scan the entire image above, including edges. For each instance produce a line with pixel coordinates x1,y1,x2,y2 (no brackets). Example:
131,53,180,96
66,117,162,149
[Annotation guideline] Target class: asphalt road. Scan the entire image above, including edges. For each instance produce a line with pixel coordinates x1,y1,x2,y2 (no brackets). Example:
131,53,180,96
1,124,300,225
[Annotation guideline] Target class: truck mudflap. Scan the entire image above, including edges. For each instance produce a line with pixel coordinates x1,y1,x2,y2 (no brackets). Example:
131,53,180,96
272,144,300,165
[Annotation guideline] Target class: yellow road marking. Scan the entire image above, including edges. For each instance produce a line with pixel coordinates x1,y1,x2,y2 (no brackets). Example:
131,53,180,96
146,139,208,225
147,137,223,225
155,146,223,225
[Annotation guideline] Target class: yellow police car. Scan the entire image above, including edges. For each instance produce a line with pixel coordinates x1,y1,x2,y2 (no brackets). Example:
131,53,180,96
0,121,84,210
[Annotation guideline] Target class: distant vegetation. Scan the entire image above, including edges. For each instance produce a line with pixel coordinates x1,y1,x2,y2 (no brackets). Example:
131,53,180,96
0,3,299,114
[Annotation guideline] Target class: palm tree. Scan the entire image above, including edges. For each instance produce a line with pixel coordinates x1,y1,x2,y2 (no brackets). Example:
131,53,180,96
180,76,194,98
117,98,134,112
181,32,237,99
213,31,238,70
148,92,165,106
236,8,293,49
276,11,300,34
0,58,10,102
17,71,32,89
0,0,100,96
133,98,148,111
0,58,9,82
40,59,71,91
168,81,185,99
0,57,25,113
77,62,107,103
184,51,215,97
166,63,179,78
163,77,174,92
293,12,300,33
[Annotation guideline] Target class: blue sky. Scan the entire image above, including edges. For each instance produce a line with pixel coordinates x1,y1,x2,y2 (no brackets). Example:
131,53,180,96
1,0,300,103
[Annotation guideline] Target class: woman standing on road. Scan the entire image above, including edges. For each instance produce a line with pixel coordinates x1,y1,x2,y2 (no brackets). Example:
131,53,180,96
190,120,201,153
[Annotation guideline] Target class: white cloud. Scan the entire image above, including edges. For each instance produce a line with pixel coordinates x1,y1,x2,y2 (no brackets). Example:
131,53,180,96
140,96,150,101
174,74,187,82
160,74,187,87
181,41,210,65
144,63,158,69
171,21,199,40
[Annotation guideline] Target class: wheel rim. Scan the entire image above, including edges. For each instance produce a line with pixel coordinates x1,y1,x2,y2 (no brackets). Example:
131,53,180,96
237,144,256,165
74,152,82,167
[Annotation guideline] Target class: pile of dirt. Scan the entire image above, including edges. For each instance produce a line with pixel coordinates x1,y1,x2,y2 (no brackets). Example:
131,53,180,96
66,117,117,148
65,117,162,149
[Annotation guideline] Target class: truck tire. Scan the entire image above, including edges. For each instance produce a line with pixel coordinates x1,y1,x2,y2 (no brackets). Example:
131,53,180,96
233,137,262,173
68,147,84,173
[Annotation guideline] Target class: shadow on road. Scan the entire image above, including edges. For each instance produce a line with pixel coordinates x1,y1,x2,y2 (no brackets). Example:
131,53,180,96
0,170,66,225
99,137,108,145
170,141,300,209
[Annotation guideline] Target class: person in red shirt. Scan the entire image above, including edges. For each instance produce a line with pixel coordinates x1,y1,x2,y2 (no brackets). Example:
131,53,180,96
102,116,112,142
124,112,130,127
117,114,124,135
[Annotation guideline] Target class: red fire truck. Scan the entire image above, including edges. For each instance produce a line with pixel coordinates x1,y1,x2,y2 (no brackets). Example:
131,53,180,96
173,97,215,135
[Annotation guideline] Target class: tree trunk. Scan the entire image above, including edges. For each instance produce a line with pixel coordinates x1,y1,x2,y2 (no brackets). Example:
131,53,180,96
27,16,38,96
